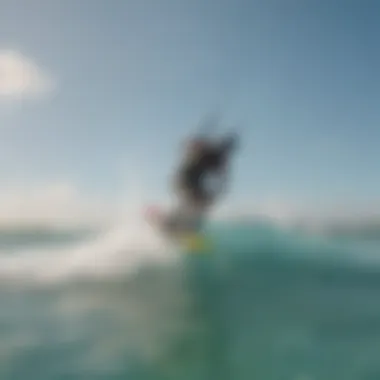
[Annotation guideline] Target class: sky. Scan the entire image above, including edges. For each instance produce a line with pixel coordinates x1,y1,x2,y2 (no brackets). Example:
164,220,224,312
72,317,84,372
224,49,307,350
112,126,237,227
0,0,379,226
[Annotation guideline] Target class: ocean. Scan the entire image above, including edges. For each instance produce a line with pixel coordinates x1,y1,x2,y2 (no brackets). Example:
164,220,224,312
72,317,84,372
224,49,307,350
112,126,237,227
0,217,379,380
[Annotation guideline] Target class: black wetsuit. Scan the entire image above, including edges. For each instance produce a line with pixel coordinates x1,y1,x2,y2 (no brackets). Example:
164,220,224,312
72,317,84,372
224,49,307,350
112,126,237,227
166,136,237,234
177,145,227,205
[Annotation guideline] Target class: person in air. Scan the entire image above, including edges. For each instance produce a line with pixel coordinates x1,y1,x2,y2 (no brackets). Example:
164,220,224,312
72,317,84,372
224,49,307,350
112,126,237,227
173,132,239,216
145,130,239,235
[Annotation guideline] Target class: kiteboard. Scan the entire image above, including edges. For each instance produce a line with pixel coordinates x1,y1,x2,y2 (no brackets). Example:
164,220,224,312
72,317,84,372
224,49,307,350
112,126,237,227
145,205,212,252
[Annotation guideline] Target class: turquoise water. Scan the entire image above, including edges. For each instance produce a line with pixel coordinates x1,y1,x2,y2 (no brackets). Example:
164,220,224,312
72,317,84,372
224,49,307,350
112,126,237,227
0,220,379,380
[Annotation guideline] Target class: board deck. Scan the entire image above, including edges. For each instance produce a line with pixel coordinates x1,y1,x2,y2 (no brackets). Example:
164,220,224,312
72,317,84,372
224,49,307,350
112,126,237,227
145,205,212,252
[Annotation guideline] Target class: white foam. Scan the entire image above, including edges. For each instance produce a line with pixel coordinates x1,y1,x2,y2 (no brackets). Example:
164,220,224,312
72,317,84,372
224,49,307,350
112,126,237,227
0,214,178,285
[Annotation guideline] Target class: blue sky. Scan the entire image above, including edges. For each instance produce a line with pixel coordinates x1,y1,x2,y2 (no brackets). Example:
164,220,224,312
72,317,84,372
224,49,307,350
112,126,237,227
0,0,379,221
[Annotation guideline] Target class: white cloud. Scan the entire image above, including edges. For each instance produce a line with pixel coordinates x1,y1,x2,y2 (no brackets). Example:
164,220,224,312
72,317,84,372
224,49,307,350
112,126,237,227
213,197,380,227
0,182,119,229
0,50,55,100
212,197,300,222
0,180,377,230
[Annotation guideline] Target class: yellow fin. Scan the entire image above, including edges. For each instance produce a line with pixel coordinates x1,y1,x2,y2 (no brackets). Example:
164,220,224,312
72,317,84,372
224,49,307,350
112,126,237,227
180,233,212,252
